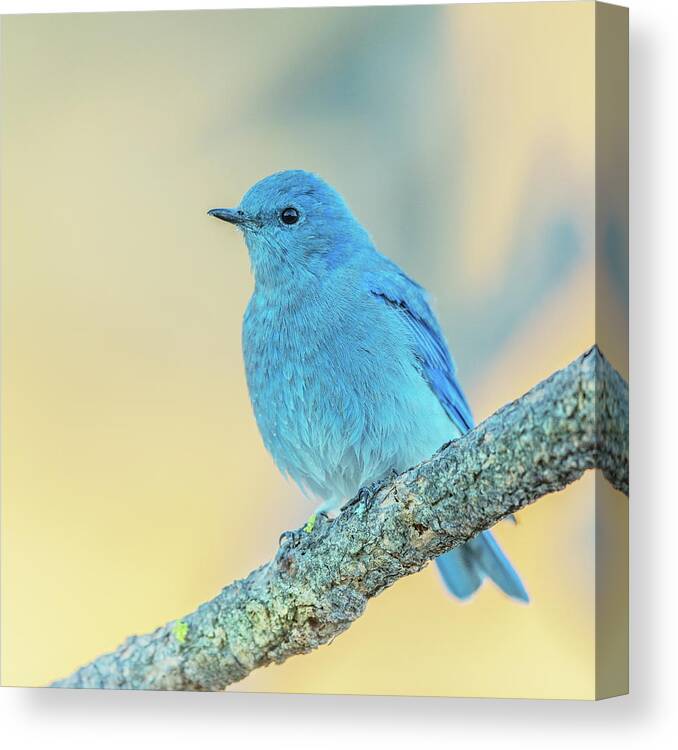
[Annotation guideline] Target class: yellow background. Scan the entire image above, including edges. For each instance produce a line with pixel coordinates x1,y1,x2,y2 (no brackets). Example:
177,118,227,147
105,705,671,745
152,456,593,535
1,3,618,697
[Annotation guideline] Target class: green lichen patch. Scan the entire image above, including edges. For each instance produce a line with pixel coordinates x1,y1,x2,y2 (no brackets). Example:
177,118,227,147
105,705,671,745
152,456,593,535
173,620,189,644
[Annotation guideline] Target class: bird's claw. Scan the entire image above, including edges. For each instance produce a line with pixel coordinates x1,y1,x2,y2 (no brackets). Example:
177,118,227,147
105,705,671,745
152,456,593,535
343,487,369,511
279,512,328,546
357,486,374,504
344,469,399,513
278,528,303,548
344,480,378,511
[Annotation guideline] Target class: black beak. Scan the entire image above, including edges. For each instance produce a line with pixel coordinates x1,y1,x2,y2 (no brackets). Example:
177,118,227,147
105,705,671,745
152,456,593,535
207,208,247,225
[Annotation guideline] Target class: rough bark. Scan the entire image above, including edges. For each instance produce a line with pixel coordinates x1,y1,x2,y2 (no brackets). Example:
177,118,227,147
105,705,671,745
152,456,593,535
52,345,628,691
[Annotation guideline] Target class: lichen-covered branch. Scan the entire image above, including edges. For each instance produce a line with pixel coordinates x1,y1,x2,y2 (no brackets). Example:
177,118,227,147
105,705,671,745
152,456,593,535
52,345,628,691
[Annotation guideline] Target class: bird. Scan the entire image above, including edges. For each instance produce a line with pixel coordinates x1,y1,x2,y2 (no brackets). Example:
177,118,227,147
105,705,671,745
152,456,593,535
208,170,528,603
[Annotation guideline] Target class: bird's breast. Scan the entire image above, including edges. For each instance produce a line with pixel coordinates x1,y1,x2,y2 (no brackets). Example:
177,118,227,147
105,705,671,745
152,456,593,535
242,293,365,446
241,290,456,503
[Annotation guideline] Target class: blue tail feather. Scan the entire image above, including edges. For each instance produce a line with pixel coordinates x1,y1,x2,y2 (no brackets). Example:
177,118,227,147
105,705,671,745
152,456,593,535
435,530,529,603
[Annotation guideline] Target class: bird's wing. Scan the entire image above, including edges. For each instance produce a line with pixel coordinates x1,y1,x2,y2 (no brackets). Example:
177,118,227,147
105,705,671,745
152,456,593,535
366,268,474,433
368,269,524,598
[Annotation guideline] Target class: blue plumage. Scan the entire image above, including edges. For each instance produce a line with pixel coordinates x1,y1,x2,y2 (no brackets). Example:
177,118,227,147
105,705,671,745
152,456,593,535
209,170,528,603
366,271,475,432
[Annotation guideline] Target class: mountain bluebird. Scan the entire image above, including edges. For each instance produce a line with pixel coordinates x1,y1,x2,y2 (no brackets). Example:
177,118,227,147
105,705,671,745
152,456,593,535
209,170,528,602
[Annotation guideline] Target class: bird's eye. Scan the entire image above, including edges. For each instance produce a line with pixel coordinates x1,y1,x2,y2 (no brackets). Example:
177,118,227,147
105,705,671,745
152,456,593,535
280,207,299,225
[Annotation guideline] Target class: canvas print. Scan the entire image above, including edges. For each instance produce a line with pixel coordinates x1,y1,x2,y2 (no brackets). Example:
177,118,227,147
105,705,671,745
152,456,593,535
0,1,628,699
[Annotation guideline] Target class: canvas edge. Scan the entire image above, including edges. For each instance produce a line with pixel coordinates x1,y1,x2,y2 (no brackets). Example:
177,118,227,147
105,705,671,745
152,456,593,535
594,0,629,701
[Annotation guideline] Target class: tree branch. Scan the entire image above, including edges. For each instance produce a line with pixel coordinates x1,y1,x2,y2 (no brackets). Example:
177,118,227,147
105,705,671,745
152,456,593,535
52,345,628,691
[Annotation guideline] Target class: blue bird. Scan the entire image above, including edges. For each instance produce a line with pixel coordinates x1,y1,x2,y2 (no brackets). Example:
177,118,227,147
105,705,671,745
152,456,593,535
209,170,528,603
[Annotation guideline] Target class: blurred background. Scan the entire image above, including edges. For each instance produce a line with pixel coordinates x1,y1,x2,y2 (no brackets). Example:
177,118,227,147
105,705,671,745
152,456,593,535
1,3,626,697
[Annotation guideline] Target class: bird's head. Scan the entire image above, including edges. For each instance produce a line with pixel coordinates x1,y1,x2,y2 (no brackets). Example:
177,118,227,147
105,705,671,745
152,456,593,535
208,170,370,288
